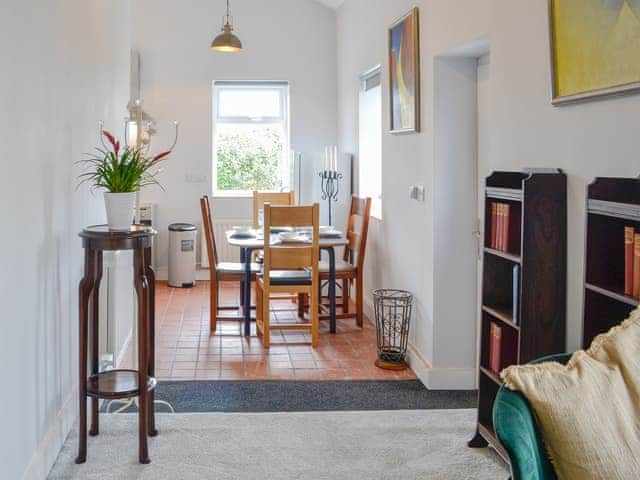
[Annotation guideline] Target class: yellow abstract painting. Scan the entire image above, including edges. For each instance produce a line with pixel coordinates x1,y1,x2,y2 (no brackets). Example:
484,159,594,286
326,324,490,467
550,0,640,103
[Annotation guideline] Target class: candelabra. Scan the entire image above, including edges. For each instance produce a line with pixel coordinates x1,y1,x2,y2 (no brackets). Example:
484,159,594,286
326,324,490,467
319,170,343,226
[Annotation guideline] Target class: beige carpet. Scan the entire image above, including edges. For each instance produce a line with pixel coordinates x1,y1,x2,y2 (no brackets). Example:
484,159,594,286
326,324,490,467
49,410,508,479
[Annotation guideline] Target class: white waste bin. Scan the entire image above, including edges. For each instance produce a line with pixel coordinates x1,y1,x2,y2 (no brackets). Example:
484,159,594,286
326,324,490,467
168,223,197,288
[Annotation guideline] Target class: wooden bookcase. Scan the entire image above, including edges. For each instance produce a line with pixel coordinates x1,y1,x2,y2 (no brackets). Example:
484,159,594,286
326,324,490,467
468,170,567,457
583,177,640,348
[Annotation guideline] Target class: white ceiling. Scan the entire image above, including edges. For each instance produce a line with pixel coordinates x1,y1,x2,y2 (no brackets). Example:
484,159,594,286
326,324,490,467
314,0,345,9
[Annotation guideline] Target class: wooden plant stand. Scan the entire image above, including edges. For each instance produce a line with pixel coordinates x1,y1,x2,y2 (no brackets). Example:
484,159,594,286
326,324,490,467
75,225,157,464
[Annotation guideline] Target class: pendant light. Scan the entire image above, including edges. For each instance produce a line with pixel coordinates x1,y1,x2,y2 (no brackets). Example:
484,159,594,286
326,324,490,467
211,0,243,53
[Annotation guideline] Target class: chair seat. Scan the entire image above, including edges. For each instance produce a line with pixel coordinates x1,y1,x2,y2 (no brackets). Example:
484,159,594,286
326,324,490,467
216,262,261,275
262,270,312,286
318,259,356,273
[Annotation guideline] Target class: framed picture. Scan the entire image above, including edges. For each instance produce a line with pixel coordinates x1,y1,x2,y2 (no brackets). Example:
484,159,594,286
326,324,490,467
548,0,640,105
388,7,420,133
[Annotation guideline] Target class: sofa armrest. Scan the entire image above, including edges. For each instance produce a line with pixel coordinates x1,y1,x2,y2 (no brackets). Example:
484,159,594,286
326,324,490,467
493,353,570,480
493,386,556,480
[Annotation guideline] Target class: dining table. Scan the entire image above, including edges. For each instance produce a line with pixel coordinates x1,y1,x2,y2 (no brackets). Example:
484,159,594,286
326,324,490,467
226,229,348,336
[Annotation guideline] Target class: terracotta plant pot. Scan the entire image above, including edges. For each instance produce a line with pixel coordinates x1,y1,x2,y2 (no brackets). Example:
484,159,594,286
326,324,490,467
104,192,136,231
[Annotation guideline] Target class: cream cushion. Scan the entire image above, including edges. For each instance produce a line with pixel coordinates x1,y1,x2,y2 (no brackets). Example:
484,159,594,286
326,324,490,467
318,259,355,273
501,308,640,480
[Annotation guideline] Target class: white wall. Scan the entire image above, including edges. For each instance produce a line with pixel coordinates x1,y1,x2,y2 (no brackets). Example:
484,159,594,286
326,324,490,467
0,1,131,478
131,0,338,275
337,0,640,388
337,0,435,379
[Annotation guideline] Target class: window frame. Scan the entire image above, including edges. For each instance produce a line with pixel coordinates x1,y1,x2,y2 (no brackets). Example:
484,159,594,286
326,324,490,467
212,81,291,196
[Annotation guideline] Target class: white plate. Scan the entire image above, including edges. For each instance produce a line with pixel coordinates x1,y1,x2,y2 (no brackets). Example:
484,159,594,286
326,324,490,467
297,226,335,233
232,226,253,235
319,229,342,238
279,232,311,243
279,231,301,241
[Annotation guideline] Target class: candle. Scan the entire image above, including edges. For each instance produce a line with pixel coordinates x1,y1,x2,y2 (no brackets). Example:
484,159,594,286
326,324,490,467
333,145,338,172
329,145,333,172
323,146,328,171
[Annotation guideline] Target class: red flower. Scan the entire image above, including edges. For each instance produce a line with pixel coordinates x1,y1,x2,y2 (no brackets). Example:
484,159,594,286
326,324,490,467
151,150,171,163
102,130,118,153
114,140,120,155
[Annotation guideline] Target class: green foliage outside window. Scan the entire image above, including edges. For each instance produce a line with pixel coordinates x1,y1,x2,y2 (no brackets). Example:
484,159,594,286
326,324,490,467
216,127,284,191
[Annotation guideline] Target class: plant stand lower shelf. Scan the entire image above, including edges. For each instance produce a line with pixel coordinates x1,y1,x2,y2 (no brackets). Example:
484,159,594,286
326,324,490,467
87,370,157,399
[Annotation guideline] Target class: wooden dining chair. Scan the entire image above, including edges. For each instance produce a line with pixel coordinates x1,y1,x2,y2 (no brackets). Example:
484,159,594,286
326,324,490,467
252,190,296,228
320,195,372,327
253,190,298,302
256,204,320,348
200,195,260,334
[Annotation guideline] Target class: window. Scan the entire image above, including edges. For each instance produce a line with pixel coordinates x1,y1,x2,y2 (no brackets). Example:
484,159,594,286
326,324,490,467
213,81,290,194
358,67,382,219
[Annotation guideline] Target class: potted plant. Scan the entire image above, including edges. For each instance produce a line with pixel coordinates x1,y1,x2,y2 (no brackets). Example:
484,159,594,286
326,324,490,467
79,130,170,231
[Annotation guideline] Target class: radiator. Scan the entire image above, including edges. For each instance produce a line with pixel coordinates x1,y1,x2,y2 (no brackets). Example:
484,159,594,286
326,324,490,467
201,218,252,267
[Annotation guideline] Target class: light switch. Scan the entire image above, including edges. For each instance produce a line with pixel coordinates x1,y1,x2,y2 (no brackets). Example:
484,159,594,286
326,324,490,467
185,173,208,183
409,185,425,202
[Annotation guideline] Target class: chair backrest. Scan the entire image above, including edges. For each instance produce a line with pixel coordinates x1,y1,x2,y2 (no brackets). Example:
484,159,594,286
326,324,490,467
262,204,319,286
199,195,219,280
253,191,296,228
343,195,372,269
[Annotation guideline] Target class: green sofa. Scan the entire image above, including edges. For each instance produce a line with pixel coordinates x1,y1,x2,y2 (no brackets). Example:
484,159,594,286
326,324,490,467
492,353,571,480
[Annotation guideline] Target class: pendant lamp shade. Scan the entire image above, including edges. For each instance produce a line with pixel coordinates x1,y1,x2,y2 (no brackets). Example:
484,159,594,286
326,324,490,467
211,0,242,53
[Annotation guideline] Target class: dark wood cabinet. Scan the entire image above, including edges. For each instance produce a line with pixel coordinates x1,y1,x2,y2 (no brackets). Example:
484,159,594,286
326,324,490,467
468,170,567,458
583,177,640,347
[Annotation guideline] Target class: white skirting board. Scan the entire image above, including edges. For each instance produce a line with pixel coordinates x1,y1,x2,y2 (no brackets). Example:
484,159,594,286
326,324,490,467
363,296,476,391
22,388,77,480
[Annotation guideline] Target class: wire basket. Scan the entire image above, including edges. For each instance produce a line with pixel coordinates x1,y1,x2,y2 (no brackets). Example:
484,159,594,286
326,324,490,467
373,289,413,370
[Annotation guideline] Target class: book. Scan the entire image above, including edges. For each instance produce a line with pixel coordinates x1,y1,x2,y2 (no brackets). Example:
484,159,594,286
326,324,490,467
512,264,521,325
491,203,498,249
625,227,634,297
489,322,502,373
634,233,640,299
503,204,511,253
496,204,504,251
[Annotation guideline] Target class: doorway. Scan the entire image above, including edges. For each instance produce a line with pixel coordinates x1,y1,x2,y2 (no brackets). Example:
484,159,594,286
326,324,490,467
430,41,490,389
476,53,490,378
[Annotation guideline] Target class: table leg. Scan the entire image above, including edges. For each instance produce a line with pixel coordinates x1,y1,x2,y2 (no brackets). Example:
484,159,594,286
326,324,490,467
243,247,253,337
144,247,158,437
89,251,103,437
324,247,337,334
76,248,96,464
134,248,151,464
240,247,246,315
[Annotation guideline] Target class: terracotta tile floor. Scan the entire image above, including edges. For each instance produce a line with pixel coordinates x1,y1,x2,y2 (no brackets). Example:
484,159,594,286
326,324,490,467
124,281,416,381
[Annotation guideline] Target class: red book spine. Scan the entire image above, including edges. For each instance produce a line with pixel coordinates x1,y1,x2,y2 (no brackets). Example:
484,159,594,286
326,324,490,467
634,234,640,299
491,203,498,249
489,323,502,373
497,204,504,251
625,227,634,297
503,204,511,253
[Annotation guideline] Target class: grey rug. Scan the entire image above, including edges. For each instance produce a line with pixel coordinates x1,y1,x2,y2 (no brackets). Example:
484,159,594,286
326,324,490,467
49,410,508,480
102,380,477,413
